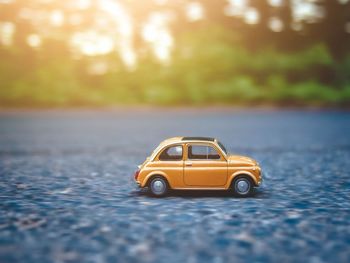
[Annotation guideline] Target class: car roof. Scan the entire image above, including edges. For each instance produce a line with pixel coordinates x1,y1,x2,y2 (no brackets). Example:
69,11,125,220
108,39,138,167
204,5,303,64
182,137,215,142
159,137,217,145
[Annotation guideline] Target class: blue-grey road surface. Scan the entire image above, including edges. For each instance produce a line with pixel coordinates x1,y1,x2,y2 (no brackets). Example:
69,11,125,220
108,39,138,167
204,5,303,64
0,110,350,263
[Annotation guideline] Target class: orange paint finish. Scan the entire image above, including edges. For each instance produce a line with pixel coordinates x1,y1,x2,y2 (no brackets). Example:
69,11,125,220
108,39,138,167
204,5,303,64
135,137,262,196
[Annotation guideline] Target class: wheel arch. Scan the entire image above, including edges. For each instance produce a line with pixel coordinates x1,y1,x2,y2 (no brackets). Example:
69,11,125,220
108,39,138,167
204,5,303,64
228,171,258,187
143,171,171,188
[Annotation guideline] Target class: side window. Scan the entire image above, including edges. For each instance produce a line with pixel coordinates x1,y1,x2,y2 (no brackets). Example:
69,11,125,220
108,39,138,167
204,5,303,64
159,145,183,161
188,145,221,160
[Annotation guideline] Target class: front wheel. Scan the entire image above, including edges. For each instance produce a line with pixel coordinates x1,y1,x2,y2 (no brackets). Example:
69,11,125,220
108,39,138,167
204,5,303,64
149,176,168,197
232,176,253,197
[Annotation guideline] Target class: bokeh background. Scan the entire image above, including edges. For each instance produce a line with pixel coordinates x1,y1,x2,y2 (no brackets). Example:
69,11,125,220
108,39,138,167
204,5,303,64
1,0,350,107
1,2,350,263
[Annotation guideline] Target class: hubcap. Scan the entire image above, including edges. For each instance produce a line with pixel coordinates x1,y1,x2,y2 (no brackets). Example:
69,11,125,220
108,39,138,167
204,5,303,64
151,179,165,194
236,179,250,194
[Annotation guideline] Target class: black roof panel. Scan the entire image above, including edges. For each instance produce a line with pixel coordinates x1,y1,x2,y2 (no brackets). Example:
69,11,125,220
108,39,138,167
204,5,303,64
182,137,215,142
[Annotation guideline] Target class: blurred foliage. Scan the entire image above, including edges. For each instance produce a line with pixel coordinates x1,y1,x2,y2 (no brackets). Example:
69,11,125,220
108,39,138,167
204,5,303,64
0,0,350,107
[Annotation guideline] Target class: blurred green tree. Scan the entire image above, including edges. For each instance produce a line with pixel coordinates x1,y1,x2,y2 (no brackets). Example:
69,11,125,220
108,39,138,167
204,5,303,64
0,0,349,107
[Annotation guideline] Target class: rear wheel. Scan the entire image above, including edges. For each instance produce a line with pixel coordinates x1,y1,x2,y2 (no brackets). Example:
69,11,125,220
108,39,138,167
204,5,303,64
149,176,168,197
232,176,253,197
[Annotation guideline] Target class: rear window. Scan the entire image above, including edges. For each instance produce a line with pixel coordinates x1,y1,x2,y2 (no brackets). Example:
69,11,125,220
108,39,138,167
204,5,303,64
159,145,183,161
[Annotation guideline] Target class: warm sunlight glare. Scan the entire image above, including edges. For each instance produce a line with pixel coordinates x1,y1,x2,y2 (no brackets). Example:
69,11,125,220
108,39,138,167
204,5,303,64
68,0,137,67
1,0,337,69
67,0,174,67
141,12,173,63
71,31,115,56
0,22,14,45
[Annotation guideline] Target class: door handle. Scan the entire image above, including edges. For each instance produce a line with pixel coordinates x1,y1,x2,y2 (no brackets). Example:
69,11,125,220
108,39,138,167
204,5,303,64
185,162,193,166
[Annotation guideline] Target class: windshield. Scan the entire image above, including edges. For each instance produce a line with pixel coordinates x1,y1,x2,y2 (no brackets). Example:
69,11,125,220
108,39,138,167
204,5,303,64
217,141,228,155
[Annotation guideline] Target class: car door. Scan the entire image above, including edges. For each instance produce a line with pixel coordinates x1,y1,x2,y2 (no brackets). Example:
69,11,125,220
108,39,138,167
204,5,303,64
151,144,184,188
184,143,227,187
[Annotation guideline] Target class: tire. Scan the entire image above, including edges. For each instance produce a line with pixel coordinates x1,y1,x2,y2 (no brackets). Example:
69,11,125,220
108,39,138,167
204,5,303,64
232,176,253,197
149,176,168,197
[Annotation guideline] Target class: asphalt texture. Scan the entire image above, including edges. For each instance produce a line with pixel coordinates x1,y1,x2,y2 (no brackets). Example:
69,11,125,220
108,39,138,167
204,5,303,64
0,110,350,263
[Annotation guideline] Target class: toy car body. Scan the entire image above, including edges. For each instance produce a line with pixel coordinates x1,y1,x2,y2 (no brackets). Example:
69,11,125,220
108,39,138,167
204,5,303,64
134,137,262,197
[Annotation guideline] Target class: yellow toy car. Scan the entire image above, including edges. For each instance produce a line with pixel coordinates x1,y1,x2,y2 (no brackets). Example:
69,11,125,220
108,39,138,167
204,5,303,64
134,137,262,197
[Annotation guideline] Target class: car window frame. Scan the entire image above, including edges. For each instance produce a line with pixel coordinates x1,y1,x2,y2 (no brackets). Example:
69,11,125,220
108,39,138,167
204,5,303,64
216,140,228,155
156,144,184,161
186,143,225,161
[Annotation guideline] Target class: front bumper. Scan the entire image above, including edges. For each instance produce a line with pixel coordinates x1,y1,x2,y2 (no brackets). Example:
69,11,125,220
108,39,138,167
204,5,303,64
257,171,263,186
256,168,263,186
